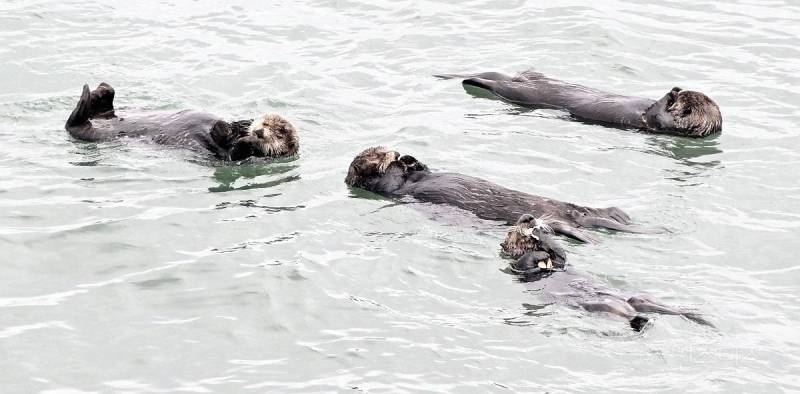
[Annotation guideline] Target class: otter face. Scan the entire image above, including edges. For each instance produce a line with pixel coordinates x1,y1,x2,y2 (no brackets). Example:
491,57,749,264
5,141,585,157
644,87,722,137
344,146,427,193
501,214,552,259
229,114,298,161
501,214,566,272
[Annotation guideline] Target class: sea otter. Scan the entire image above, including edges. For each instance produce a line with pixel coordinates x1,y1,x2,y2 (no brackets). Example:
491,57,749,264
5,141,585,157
502,214,714,331
345,146,646,243
64,83,299,161
436,70,722,137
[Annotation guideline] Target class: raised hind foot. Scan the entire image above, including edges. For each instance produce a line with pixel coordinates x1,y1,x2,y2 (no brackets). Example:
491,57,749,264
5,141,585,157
88,82,115,118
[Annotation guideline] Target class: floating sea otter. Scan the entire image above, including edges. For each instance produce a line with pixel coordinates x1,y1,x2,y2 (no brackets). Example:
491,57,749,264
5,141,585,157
502,214,714,331
436,70,722,137
64,83,298,161
345,146,647,243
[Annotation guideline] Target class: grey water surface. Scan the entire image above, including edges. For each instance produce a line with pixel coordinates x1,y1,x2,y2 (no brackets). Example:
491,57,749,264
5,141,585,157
1,0,799,392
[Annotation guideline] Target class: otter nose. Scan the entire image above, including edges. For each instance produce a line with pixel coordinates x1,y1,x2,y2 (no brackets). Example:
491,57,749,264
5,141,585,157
253,128,265,138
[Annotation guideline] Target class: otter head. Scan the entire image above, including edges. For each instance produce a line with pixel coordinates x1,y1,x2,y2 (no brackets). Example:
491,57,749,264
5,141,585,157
644,87,722,137
229,114,298,161
501,214,566,273
344,146,427,193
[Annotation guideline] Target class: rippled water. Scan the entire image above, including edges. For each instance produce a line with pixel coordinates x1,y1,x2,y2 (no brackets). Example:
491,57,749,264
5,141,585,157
2,0,799,392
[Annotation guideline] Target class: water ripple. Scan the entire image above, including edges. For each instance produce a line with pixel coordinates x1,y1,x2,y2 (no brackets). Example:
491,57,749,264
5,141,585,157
1,0,799,392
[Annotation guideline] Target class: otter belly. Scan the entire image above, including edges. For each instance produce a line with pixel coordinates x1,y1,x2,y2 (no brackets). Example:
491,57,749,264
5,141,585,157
397,172,573,224
91,110,229,156
460,72,654,129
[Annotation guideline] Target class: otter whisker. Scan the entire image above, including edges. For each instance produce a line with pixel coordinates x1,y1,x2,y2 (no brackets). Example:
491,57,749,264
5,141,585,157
532,214,554,233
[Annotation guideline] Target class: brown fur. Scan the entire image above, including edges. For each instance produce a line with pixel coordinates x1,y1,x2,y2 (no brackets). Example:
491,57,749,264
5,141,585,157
247,114,299,156
501,215,550,259
668,90,722,137
344,146,400,188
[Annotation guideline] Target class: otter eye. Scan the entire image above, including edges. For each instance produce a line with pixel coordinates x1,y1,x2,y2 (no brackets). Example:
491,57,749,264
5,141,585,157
682,107,692,116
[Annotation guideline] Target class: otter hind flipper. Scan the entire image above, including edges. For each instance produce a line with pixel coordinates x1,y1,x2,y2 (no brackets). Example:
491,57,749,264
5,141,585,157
88,82,115,117
435,71,514,81
433,73,465,80
65,84,92,129
576,216,664,235
682,313,716,328
549,222,598,244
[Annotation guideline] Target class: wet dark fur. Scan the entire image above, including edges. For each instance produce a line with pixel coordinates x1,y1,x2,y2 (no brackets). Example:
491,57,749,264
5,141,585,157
345,146,643,243
436,70,722,137
502,214,714,331
64,83,298,161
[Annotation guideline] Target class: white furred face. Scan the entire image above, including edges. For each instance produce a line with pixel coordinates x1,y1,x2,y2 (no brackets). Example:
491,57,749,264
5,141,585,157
246,114,299,157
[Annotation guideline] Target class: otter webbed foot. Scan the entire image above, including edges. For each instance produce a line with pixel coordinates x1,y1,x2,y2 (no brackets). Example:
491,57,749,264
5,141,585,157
549,222,599,244
65,84,92,129
602,206,631,224
572,208,663,235
575,216,636,232
88,82,115,118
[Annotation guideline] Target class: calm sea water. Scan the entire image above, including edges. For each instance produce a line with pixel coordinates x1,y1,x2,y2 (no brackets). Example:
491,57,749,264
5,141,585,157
2,0,799,392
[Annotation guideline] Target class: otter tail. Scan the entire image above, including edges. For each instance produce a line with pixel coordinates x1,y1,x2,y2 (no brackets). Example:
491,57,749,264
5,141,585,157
433,73,467,80
681,312,716,328
65,84,92,129
434,71,514,82
628,295,716,328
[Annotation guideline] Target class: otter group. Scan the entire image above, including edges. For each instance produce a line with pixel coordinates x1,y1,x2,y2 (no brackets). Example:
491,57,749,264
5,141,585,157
64,70,722,331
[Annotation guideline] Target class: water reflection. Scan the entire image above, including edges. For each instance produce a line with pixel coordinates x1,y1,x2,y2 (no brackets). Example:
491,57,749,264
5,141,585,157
642,134,722,164
208,159,299,192
68,142,126,166
646,135,723,186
